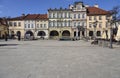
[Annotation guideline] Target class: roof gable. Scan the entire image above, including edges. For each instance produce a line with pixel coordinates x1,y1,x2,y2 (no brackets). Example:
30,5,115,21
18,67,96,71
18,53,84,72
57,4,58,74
87,7,110,15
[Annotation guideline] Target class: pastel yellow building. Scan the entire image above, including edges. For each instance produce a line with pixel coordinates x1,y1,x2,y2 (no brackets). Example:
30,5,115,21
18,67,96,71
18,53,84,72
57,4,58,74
86,5,111,39
8,14,49,39
8,16,25,39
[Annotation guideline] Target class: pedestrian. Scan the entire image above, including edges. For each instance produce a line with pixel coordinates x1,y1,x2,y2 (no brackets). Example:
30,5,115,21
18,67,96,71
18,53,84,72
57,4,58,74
5,32,8,41
17,33,21,41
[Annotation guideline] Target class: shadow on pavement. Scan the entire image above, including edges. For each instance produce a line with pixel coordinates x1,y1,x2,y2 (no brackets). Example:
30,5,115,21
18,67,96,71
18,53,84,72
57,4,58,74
0,44,19,46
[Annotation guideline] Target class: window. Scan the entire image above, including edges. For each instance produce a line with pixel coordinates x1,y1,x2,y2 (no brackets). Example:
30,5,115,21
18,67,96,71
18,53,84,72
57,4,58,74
57,13,59,18
61,22,63,27
51,13,53,18
53,13,55,18
78,22,80,26
44,24,46,28
82,14,85,18
59,13,61,18
94,16,97,20
14,22,17,26
31,24,34,28
78,14,80,18
89,31,93,36
40,24,42,28
57,22,59,27
68,21,71,26
69,13,71,18
89,16,92,20
97,31,101,36
49,22,51,27
74,22,76,27
74,14,76,19
18,22,21,26
9,22,12,26
99,16,102,20
49,13,51,18
37,24,39,28
28,24,30,28
89,23,92,28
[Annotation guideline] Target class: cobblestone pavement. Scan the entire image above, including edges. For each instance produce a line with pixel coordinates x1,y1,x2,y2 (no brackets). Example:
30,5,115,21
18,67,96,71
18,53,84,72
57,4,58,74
0,40,120,78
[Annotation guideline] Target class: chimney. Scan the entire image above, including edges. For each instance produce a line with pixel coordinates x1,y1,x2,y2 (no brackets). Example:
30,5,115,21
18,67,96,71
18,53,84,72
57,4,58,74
69,5,73,9
85,4,89,7
94,4,99,8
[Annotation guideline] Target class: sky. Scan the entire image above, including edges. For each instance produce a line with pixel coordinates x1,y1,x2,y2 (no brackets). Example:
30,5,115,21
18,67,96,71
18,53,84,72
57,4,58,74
0,0,120,17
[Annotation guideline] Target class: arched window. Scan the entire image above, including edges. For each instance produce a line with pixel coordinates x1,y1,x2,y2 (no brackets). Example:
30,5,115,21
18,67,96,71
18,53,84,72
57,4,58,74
97,31,101,36
89,31,93,36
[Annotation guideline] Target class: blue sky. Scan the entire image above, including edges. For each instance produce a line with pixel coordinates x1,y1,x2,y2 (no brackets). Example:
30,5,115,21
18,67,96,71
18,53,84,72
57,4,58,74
0,0,120,17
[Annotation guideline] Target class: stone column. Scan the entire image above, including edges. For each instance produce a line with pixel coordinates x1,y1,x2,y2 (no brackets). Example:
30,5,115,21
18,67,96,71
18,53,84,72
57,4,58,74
76,30,78,37
80,31,83,39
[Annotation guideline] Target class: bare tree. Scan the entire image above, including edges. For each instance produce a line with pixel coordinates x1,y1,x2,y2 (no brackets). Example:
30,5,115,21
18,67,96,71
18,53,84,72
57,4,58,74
110,5,120,36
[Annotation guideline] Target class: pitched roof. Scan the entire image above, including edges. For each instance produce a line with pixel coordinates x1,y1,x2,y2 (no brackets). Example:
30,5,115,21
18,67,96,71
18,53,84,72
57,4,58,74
8,14,48,20
8,16,25,20
24,14,39,20
87,7,110,15
37,14,48,20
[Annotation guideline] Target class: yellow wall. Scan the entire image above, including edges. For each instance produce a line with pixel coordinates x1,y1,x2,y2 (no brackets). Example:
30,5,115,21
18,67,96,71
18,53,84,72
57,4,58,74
8,20,25,38
87,15,110,38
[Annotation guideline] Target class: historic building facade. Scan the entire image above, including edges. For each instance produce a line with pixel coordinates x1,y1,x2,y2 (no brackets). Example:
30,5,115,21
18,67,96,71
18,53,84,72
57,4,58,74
48,8,72,39
0,18,8,39
8,14,49,39
7,1,112,40
8,16,25,39
35,14,49,39
48,1,87,39
69,2,87,38
86,5,111,39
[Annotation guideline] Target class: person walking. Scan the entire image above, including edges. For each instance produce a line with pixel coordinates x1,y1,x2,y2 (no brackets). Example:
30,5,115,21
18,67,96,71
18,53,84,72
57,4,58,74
5,32,8,41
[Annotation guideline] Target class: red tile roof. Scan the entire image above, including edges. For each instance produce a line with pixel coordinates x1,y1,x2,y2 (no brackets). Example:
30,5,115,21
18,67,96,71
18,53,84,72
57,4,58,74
87,7,110,15
8,16,26,20
37,14,48,20
24,14,39,20
9,14,48,20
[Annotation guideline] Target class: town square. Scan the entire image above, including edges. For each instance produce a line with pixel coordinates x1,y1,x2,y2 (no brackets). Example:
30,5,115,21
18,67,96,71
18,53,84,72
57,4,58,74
0,0,120,78
0,40,120,78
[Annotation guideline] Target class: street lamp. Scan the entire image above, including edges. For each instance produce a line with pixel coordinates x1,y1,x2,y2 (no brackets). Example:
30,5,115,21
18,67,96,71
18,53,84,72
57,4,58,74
107,18,114,48
93,20,98,41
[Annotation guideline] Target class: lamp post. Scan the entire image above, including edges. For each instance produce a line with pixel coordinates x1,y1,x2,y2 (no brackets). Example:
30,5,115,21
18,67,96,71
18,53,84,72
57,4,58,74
93,20,98,41
108,18,114,49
